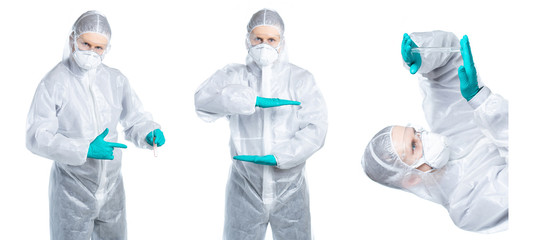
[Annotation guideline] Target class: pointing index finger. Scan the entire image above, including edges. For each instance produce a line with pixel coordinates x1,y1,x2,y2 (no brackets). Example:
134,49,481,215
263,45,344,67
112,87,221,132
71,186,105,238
108,142,128,149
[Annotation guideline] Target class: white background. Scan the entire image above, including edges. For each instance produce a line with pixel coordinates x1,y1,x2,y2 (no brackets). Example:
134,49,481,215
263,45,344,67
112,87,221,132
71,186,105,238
1,0,531,239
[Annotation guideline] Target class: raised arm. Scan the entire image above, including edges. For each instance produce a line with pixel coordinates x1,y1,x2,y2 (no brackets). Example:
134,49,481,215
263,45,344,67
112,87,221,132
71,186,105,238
458,35,507,153
402,31,479,138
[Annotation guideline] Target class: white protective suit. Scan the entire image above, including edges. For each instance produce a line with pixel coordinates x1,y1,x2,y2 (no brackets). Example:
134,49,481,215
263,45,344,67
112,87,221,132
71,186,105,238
195,9,328,240
26,11,159,240
361,31,508,233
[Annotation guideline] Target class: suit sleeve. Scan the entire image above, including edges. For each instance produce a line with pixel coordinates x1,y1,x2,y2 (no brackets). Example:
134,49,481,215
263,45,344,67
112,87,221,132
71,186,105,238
26,80,90,166
195,65,256,122
272,72,328,169
120,77,160,149
469,87,508,157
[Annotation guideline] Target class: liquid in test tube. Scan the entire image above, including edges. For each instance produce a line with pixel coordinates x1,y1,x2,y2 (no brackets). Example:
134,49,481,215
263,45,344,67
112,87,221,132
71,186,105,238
411,47,460,53
153,131,158,157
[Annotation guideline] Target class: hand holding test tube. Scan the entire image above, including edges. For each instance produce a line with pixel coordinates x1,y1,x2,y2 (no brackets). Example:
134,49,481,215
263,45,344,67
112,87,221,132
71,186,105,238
145,129,165,157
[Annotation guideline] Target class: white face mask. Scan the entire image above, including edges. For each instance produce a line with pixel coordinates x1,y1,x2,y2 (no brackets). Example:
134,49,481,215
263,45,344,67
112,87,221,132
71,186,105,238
413,131,451,169
73,50,102,70
73,45,102,70
248,44,279,67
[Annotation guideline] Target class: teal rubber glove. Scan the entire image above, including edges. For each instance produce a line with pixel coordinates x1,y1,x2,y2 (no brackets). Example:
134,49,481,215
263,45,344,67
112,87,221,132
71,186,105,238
233,155,277,166
146,129,165,147
87,128,128,160
256,96,300,108
401,33,422,74
458,35,480,101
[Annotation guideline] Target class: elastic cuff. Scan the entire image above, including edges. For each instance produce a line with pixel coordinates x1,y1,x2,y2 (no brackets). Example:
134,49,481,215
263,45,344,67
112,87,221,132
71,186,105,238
272,154,280,168
68,141,90,166
468,86,491,109
271,154,284,169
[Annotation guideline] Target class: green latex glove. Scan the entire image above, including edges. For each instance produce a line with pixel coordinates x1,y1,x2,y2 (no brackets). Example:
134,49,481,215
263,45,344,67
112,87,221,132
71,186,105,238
401,33,422,74
233,154,277,166
458,35,480,101
256,96,300,108
146,129,166,147
88,128,127,160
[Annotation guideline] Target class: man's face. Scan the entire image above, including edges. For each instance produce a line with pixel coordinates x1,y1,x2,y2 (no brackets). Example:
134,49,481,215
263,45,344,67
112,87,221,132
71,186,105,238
391,126,432,172
76,32,108,56
249,25,281,50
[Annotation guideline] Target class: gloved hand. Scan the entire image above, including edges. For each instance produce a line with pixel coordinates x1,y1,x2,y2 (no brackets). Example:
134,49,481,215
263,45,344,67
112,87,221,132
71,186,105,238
233,154,277,166
87,128,127,160
458,35,480,101
146,129,166,147
256,96,301,108
401,33,422,74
